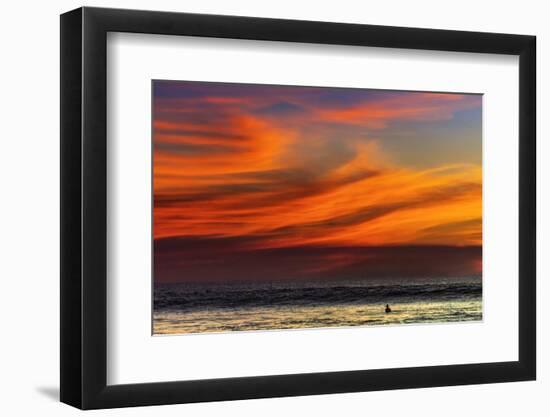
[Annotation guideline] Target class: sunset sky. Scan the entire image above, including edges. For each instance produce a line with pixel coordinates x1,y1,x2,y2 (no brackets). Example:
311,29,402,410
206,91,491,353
153,81,482,283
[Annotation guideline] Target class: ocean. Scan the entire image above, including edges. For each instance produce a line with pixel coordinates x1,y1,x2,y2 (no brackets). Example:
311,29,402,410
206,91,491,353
153,276,482,335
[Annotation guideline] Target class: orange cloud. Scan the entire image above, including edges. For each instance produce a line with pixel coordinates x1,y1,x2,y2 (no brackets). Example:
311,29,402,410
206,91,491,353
153,85,482,257
319,92,480,128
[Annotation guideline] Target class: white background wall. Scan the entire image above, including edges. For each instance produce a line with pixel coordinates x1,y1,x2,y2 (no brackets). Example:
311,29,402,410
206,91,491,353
0,0,546,415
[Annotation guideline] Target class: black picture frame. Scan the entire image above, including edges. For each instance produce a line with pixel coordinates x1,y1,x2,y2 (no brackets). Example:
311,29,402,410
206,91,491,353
60,6,536,410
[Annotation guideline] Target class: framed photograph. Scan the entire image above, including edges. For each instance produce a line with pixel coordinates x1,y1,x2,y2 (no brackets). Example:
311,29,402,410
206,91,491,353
60,7,536,409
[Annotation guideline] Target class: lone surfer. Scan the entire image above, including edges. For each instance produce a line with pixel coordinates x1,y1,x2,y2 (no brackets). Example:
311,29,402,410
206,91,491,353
385,304,392,313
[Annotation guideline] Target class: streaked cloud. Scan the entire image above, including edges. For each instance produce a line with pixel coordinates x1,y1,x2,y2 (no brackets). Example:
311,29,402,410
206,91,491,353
153,81,482,282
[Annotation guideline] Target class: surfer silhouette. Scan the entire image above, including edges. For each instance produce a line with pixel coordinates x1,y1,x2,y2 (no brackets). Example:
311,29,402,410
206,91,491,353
385,304,392,313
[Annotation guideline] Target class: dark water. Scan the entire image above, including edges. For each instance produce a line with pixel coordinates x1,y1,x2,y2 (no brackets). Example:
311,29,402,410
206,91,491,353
155,277,481,311
153,277,482,334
